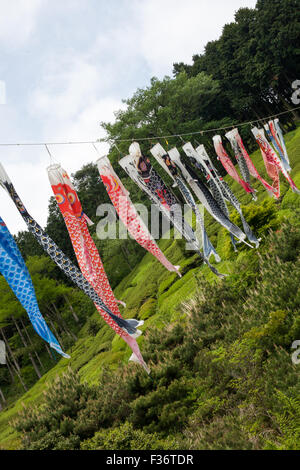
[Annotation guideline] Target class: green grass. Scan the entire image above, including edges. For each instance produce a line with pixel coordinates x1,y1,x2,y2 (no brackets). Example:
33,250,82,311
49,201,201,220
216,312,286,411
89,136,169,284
0,124,300,449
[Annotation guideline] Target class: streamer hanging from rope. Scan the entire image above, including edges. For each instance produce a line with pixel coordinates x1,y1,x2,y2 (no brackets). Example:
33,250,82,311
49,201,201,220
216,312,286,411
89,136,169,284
274,119,291,169
119,144,225,278
47,164,148,370
150,143,220,263
0,216,69,358
251,127,280,198
223,130,257,201
267,121,291,173
130,143,224,278
193,143,238,251
225,128,277,197
189,144,260,248
252,127,300,195
181,142,250,248
96,156,181,276
186,143,238,251
213,135,256,197
0,163,148,373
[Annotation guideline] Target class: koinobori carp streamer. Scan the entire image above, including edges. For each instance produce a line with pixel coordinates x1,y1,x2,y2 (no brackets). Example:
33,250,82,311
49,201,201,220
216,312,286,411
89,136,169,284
213,135,256,197
181,142,254,247
0,163,149,373
0,215,69,358
119,144,225,278
266,121,291,173
150,142,220,263
273,119,291,170
47,163,148,372
188,143,260,248
187,143,240,251
252,127,300,196
225,128,276,197
96,156,181,276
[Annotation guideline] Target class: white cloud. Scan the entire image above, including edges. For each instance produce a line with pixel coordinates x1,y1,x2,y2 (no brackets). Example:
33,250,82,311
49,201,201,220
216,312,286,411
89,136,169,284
133,0,257,76
1,55,126,234
0,155,48,235
0,0,258,235
31,58,102,120
42,97,125,173
28,52,126,166
0,0,44,47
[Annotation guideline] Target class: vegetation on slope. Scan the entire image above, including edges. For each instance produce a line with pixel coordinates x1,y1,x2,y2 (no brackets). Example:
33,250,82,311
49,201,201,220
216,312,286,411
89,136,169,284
0,0,299,449
0,125,299,450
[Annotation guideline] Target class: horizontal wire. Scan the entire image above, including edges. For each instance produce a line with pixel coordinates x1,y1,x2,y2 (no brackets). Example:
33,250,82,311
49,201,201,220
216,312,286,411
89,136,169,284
109,107,300,143
0,140,99,146
0,106,298,147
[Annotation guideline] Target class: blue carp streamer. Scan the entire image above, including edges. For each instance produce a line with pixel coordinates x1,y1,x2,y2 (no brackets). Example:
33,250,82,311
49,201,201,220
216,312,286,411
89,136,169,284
0,216,70,358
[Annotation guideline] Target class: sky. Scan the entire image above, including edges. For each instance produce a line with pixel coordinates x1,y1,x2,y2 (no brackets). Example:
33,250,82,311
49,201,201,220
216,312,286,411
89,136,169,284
0,0,257,234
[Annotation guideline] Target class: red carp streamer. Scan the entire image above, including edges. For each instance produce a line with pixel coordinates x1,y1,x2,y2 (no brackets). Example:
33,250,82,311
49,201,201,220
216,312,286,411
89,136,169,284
225,128,277,197
97,156,181,276
252,127,300,197
213,135,255,196
47,164,149,373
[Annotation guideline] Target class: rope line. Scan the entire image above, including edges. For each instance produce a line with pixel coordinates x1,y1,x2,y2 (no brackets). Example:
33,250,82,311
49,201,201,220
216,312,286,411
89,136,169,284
0,106,298,147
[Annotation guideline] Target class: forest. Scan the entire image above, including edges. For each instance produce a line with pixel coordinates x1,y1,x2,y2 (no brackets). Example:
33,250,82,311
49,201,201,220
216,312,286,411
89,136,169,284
0,0,299,450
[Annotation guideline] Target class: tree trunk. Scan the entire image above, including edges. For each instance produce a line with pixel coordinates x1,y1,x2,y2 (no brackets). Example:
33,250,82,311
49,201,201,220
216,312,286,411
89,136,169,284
20,317,44,371
63,295,79,323
51,302,77,341
0,387,6,406
120,244,133,269
45,316,64,348
6,351,27,392
11,317,41,380
44,343,54,361
11,316,27,347
28,352,42,379
5,357,15,384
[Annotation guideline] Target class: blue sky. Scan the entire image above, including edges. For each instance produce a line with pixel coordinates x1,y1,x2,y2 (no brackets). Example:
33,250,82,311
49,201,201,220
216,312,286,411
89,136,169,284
0,0,257,233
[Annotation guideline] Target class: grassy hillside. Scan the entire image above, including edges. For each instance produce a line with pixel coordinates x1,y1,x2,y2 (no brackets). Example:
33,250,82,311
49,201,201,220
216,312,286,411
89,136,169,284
0,125,300,450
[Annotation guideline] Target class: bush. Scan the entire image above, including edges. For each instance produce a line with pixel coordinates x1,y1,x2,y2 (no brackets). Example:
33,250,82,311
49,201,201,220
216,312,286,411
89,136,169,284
12,222,300,450
81,422,180,450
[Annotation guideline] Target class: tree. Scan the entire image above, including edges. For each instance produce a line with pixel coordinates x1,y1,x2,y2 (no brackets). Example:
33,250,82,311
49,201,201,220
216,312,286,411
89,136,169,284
173,0,300,123
14,231,44,260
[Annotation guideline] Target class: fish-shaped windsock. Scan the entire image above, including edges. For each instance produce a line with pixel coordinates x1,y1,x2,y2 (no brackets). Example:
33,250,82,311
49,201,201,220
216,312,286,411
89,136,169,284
273,119,291,169
266,121,291,173
213,135,256,197
225,128,276,197
251,127,280,199
224,129,257,200
97,156,181,276
150,143,220,263
181,142,248,244
0,216,69,358
120,144,225,278
252,127,300,196
186,143,260,248
189,143,239,251
0,163,149,373
46,163,149,371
